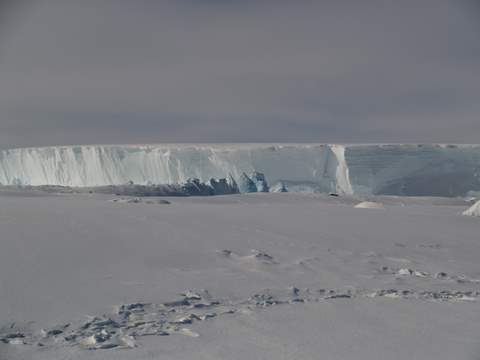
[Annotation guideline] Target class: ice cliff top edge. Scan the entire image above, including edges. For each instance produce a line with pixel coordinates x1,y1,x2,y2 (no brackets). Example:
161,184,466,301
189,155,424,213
3,143,480,151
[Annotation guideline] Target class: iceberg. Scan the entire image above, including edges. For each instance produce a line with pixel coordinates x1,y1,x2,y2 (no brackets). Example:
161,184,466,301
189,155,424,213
0,144,479,197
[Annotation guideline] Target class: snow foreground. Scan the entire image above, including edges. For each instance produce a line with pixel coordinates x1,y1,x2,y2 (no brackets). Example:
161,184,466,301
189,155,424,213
1,192,480,360
2,286,478,351
1,143,480,196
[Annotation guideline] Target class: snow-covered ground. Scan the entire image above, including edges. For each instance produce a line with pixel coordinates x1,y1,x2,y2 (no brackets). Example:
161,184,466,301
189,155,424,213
1,191,480,359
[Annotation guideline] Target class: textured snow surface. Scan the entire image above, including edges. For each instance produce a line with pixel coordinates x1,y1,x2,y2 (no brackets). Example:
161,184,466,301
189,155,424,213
463,200,480,217
1,192,480,360
1,144,480,196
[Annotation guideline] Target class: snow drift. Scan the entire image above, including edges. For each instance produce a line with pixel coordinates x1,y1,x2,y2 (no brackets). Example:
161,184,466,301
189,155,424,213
354,201,385,209
1,144,479,196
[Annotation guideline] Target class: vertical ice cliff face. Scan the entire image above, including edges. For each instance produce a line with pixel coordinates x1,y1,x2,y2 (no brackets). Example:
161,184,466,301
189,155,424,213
1,144,480,196
344,144,480,196
238,173,258,193
330,145,354,195
0,144,342,192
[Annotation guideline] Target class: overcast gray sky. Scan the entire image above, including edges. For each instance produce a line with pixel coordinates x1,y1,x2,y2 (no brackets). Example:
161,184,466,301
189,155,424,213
0,0,479,147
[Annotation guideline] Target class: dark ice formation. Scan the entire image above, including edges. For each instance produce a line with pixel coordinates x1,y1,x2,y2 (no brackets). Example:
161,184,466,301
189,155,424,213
238,172,258,193
251,171,269,192
238,172,270,193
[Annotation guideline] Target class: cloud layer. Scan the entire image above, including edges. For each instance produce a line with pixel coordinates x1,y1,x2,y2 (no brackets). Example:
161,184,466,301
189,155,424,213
0,0,479,147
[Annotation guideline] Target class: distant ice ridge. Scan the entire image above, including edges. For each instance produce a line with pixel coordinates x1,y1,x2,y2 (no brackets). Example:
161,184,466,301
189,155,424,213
1,144,480,196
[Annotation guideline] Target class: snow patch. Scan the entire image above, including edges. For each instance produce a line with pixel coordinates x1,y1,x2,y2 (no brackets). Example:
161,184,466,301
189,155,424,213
354,201,385,209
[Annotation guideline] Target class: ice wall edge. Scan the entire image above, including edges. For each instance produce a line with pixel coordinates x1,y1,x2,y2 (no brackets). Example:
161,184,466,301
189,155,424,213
1,144,479,197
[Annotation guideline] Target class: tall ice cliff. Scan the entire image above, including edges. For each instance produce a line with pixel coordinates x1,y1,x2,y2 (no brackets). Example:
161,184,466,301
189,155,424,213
1,144,480,196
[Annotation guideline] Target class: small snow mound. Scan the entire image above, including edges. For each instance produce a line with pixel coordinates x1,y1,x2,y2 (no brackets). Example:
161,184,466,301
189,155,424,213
354,201,385,209
463,200,480,217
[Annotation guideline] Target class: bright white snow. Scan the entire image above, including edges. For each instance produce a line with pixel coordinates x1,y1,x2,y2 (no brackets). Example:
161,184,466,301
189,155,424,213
0,191,479,360
355,201,385,209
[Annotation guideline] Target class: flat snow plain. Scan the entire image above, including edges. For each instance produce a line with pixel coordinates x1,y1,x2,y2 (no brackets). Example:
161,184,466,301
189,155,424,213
1,191,480,359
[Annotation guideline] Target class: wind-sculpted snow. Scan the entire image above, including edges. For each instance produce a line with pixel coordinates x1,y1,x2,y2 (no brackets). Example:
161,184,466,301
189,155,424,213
2,286,478,351
1,144,480,196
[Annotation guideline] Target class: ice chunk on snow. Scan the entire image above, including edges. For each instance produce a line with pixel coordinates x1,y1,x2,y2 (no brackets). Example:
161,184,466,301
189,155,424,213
463,200,480,217
270,182,288,193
